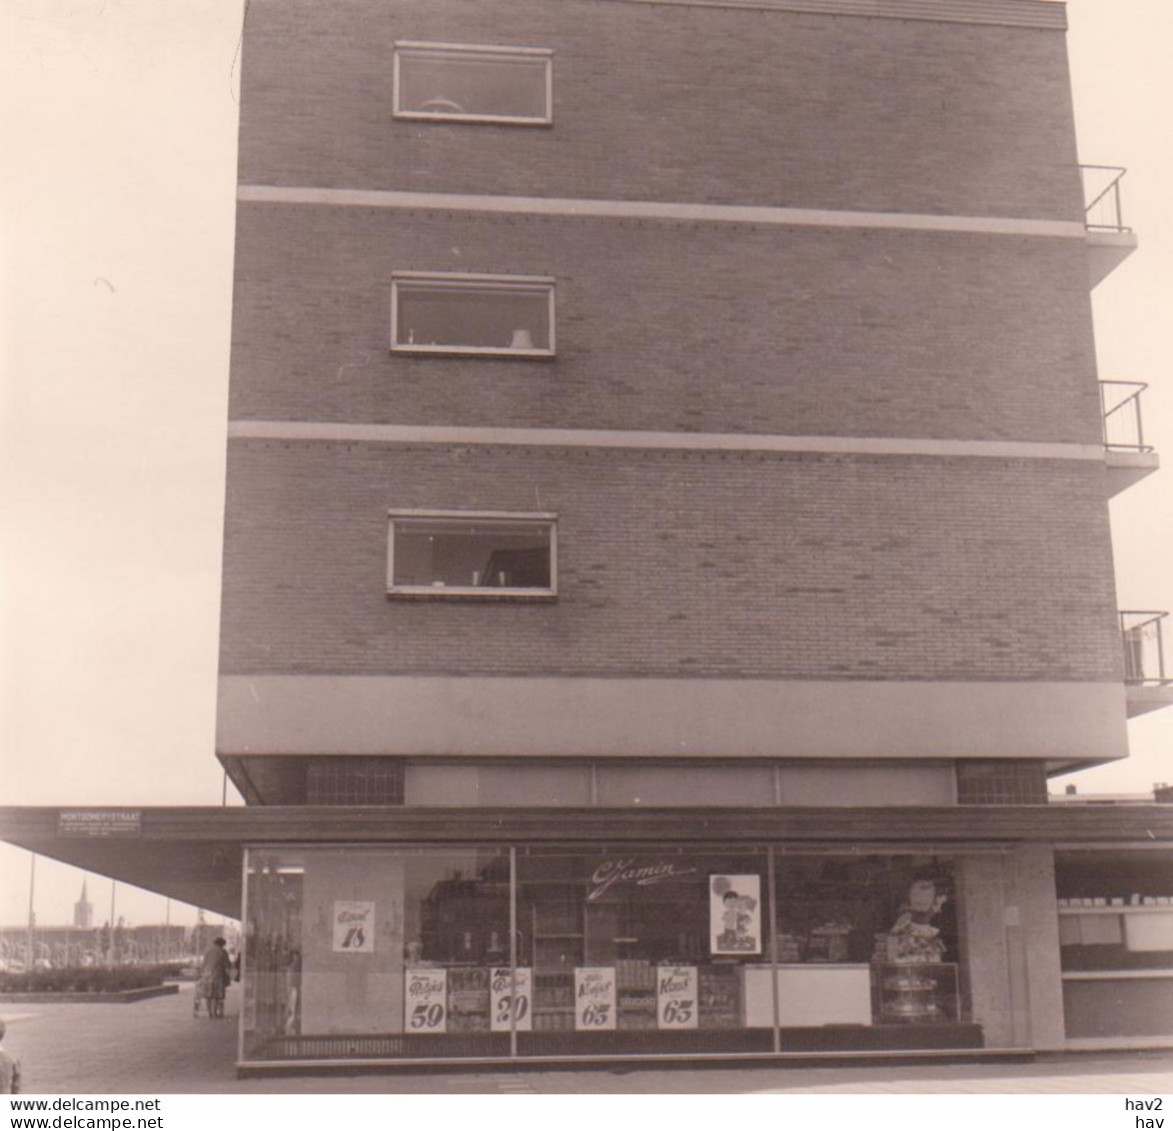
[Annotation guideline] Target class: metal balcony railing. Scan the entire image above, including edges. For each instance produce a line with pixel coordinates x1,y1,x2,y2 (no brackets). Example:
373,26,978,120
1081,164,1130,233
1120,611,1171,685
1100,381,1153,452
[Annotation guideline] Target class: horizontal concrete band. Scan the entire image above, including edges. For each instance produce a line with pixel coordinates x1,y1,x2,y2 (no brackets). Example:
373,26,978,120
612,0,1066,30
237,185,1085,240
227,420,1104,463
217,675,1128,761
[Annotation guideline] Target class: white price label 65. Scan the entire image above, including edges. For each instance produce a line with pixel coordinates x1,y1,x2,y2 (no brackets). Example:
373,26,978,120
579,1001,612,1027
574,967,617,1031
657,966,699,1030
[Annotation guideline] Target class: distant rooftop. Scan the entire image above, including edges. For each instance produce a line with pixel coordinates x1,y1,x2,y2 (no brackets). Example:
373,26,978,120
1050,783,1173,805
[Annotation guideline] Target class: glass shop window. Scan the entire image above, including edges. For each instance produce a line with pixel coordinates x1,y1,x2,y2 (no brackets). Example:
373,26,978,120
387,512,555,597
242,846,511,1062
1055,849,1173,1041
394,42,553,125
515,847,773,1055
391,274,554,357
772,855,965,1032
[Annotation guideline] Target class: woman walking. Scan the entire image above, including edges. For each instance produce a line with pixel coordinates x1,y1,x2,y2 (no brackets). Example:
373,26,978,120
196,937,233,1019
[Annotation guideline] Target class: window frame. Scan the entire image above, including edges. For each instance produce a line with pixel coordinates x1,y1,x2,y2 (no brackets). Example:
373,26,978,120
392,40,554,127
386,509,558,599
390,271,556,359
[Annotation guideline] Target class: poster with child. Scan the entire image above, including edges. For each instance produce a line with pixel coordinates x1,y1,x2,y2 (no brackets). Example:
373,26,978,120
709,875,761,954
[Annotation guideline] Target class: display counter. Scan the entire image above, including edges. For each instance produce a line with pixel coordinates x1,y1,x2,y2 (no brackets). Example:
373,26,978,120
744,963,872,1027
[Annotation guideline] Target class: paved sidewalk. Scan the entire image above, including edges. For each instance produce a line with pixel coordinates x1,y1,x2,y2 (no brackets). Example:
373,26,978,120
3,984,1170,1095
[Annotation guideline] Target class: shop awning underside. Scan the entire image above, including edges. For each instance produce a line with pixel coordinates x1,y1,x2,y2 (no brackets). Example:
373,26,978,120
3,803,1172,920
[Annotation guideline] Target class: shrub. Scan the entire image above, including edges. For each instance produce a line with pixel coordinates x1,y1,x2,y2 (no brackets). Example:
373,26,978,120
0,967,166,993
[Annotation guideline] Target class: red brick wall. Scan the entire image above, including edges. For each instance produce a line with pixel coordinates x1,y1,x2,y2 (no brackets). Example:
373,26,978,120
228,204,1101,444
237,0,1082,219
218,440,1121,681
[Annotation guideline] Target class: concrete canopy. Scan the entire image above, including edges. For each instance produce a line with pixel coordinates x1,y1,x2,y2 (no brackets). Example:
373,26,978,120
4,802,1173,926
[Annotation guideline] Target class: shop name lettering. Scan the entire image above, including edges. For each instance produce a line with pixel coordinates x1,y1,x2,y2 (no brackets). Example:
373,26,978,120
588,859,698,901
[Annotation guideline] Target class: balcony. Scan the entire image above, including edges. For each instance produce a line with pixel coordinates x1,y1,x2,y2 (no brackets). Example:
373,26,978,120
1101,381,1159,495
1082,165,1137,287
1121,611,1173,718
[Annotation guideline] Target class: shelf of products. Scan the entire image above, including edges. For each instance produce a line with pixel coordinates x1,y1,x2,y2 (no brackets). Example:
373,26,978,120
1061,969,1173,980
1058,902,1173,954
1058,905,1173,915
1056,855,1173,1041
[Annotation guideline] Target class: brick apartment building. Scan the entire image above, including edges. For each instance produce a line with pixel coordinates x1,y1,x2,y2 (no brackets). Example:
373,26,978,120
3,0,1173,1071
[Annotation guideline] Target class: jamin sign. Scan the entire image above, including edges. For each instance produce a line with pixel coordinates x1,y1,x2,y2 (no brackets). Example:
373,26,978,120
332,900,375,953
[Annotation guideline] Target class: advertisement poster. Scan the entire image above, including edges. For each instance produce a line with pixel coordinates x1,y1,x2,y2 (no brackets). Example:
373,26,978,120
331,900,375,953
404,967,448,1033
656,965,698,1029
447,968,491,1034
490,967,533,1032
574,966,617,1031
709,874,762,955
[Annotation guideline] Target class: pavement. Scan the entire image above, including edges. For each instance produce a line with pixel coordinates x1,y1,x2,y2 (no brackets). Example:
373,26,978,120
2,983,1171,1095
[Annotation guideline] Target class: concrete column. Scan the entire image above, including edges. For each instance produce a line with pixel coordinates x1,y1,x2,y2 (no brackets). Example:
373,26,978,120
1012,844,1066,1050
955,854,1015,1048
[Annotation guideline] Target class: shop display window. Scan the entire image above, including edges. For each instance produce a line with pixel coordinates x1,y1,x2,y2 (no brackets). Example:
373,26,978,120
773,855,958,968
241,845,984,1064
771,855,966,1035
1055,849,1173,1040
516,847,772,1055
243,847,510,1061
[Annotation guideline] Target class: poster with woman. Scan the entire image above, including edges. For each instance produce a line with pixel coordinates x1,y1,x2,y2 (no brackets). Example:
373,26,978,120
709,874,761,955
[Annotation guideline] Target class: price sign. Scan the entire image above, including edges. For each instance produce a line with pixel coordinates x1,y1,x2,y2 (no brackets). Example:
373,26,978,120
404,968,448,1034
490,967,533,1032
657,965,698,1030
574,967,617,1031
332,901,374,953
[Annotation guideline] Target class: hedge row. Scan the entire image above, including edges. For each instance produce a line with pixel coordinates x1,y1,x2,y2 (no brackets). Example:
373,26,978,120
0,964,183,993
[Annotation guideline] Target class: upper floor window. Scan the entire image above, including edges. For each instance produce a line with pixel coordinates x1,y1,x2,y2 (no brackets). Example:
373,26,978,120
393,41,553,126
391,272,555,358
387,511,557,598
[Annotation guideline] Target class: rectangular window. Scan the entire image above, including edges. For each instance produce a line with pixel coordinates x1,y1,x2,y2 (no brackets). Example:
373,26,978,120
306,758,405,806
393,41,553,125
241,845,998,1065
391,273,554,357
244,846,511,1062
516,847,773,1055
387,511,556,598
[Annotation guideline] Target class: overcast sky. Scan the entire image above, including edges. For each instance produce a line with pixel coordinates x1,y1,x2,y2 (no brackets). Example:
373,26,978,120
1,0,1171,928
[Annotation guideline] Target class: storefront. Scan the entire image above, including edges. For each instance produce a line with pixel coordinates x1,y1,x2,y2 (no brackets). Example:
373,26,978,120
7,803,1171,1070
242,843,991,1065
